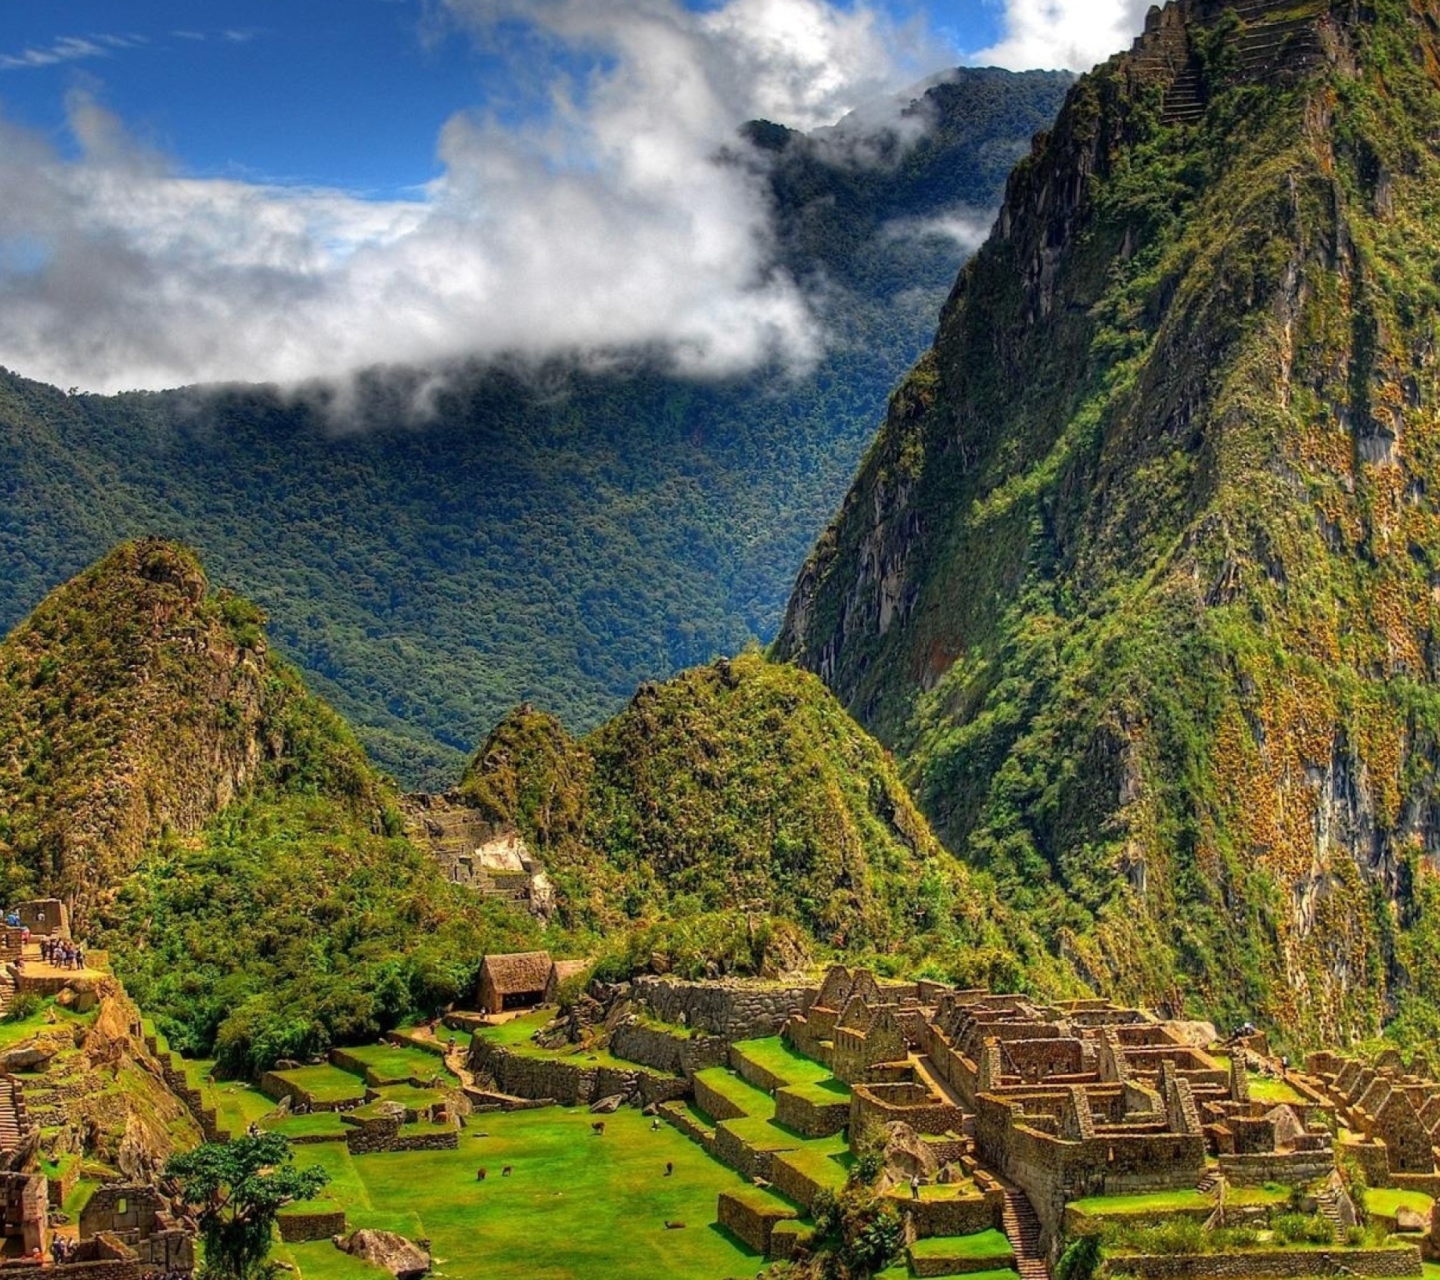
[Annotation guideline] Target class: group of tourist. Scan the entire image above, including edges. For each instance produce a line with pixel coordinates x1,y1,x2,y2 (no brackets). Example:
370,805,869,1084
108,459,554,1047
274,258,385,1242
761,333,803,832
48,1236,78,1264
38,937,83,970
139,1269,189,1280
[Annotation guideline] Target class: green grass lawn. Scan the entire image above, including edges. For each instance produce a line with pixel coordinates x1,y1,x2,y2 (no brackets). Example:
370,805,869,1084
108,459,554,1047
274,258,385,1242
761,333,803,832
0,999,93,1050
730,1037,833,1087
1422,1264,1440,1279
477,1011,552,1048
477,1014,638,1072
337,1043,448,1084
262,1113,349,1141
1248,1075,1307,1105
909,1229,1014,1261
1069,1189,1212,1216
270,1065,369,1106
692,1068,775,1120
1368,1188,1435,1219
276,1105,764,1280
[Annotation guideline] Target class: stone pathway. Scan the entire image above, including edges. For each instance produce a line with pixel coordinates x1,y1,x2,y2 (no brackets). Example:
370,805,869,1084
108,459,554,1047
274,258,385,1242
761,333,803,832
1000,1187,1049,1280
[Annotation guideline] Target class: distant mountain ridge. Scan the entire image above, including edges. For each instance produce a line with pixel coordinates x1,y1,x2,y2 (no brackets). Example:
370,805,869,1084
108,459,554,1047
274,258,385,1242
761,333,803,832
777,0,1440,1046
0,66,1072,789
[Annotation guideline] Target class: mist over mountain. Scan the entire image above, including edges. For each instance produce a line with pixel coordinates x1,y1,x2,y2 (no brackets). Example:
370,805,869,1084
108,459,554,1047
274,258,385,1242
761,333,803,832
0,67,1070,788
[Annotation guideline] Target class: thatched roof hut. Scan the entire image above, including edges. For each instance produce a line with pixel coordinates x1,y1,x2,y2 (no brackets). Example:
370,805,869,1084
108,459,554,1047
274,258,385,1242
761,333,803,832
477,950,552,1014
543,958,593,1003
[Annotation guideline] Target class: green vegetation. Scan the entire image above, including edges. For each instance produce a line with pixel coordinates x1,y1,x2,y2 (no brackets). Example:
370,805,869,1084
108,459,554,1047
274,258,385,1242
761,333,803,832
0,71,1071,791
166,1133,330,1280
464,653,1079,990
774,0,1440,1046
909,1228,1013,1261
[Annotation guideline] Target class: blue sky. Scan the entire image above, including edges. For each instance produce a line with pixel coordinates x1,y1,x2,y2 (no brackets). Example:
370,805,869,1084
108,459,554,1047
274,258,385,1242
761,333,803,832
0,0,1004,196
0,0,1148,392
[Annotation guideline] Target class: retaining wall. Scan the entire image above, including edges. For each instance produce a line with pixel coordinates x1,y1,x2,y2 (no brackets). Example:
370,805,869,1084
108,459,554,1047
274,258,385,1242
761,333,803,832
468,1039,687,1108
1108,1245,1422,1277
277,1209,347,1243
632,977,813,1040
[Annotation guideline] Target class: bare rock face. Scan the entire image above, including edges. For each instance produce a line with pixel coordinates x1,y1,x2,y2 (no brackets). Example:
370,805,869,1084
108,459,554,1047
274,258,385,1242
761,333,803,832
589,1094,623,1115
1161,1021,1218,1050
336,1230,431,1280
880,1122,939,1182
1395,1206,1427,1233
0,1043,59,1072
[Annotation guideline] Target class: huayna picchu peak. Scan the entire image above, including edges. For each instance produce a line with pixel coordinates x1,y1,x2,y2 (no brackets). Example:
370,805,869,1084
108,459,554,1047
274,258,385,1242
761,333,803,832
778,0,1440,1047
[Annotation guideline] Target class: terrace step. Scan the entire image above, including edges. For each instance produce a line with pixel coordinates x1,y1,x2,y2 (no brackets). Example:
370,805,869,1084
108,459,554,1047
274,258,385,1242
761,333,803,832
1196,1169,1222,1195
1000,1189,1049,1280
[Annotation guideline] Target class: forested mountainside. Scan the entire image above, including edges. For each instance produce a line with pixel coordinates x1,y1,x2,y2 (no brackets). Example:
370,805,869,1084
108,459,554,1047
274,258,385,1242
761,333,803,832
0,68,1070,791
458,652,1076,995
778,0,1440,1048
2,542,1072,1074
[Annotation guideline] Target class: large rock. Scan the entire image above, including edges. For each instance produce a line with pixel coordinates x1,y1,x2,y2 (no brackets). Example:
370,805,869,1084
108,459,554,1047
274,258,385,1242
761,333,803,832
1395,1206,1427,1233
336,1230,430,1280
1162,1021,1218,1050
0,1044,56,1072
589,1095,623,1115
880,1122,939,1182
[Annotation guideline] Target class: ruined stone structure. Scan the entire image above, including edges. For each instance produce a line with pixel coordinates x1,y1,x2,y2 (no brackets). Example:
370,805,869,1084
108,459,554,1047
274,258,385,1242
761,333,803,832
1306,1051,1440,1194
79,1185,194,1273
402,797,555,917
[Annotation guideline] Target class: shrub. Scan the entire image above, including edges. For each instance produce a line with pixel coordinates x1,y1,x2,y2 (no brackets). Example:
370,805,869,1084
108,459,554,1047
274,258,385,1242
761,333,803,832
1273,1213,1335,1246
3,993,41,1023
1056,1234,1102,1280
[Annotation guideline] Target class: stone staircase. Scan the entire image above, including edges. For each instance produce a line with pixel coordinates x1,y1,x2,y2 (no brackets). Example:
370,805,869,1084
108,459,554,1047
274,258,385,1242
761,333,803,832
0,968,15,1019
1001,1188,1049,1280
1196,1167,1222,1195
1315,1185,1348,1230
0,1076,32,1157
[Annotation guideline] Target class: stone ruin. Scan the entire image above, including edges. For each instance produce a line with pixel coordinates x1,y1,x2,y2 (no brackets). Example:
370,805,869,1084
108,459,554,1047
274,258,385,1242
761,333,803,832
401,797,554,918
1306,1049,1440,1194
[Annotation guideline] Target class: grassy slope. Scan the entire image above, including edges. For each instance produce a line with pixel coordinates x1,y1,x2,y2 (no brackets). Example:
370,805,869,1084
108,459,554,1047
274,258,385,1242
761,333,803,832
777,0,1440,1047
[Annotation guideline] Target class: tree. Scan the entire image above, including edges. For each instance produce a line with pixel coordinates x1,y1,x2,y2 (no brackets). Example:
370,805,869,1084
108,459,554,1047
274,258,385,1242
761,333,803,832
165,1133,330,1280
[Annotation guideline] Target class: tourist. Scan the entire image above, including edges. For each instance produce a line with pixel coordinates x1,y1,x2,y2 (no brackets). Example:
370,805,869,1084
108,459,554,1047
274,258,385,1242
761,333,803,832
49,1239,64,1265
4,912,17,929
74,948,84,971
651,1118,660,1132
910,1174,921,1201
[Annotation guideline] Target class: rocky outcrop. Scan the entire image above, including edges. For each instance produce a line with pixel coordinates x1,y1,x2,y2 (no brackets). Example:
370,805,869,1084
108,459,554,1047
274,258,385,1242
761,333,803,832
335,1230,430,1280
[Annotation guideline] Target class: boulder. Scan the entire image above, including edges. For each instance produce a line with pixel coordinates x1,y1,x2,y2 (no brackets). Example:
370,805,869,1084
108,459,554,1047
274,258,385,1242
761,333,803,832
589,1094,623,1115
1163,1021,1219,1050
1395,1206,1427,1233
1,1044,56,1072
336,1230,431,1280
880,1122,939,1182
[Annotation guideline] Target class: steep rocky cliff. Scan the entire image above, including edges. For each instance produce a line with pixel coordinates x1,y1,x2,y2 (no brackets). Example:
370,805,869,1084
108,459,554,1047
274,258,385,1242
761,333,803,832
777,0,1440,1045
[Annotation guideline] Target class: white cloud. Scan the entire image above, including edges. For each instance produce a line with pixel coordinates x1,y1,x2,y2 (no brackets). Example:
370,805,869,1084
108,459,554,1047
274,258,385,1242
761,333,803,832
971,0,1151,73
0,33,145,72
0,0,943,393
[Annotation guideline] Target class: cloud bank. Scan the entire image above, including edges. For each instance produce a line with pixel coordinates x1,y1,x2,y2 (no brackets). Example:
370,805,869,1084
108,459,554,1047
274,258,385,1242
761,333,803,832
972,0,1152,73
0,0,943,393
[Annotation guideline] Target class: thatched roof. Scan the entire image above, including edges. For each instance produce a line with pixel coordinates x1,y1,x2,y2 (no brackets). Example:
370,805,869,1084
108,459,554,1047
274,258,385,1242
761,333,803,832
549,959,591,984
480,950,552,995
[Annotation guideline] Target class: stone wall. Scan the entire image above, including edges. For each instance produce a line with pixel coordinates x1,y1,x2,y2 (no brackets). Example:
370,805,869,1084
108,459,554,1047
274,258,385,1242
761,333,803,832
1108,1245,1423,1278
713,1123,783,1181
469,1039,687,1109
277,1208,347,1243
342,1117,459,1155
716,1190,796,1255
886,1189,999,1238
610,1022,729,1079
1218,1150,1335,1186
774,1087,849,1138
693,1075,747,1123
850,1082,965,1139
631,977,812,1040
768,1153,836,1212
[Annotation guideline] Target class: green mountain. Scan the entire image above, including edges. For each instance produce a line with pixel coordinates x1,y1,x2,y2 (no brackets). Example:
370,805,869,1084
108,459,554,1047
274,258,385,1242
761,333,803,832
459,652,1073,993
1,542,1070,1073
777,0,1440,1047
0,538,541,1074
0,68,1070,791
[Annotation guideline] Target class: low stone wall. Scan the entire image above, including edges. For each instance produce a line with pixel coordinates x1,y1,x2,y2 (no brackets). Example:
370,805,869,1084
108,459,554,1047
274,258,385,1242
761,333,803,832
693,1075,746,1123
609,1022,728,1079
468,1039,688,1109
850,1083,964,1139
344,1120,459,1156
259,1071,364,1113
716,1190,797,1255
713,1123,788,1181
1108,1246,1423,1278
768,1153,844,1212
768,1220,812,1261
774,1087,849,1138
1218,1150,1336,1186
660,1102,715,1152
277,1208,347,1243
385,1030,447,1058
632,977,813,1041
885,1189,998,1239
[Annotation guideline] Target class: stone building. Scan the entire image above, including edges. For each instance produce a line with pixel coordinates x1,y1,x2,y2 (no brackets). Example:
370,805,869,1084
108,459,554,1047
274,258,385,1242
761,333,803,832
80,1185,193,1273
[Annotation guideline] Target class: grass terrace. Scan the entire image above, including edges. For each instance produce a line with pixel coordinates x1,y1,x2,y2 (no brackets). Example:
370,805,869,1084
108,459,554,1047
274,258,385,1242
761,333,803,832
273,1105,765,1280
1368,1188,1435,1219
337,1043,446,1084
693,1068,777,1120
730,1037,834,1087
266,1064,369,1107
